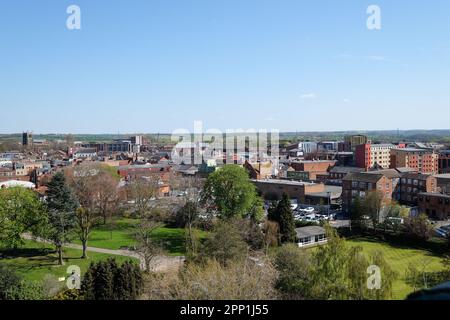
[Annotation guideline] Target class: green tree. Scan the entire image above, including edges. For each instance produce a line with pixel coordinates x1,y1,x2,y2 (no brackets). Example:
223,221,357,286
363,191,385,230
269,194,296,243
310,225,349,299
404,214,433,241
202,219,248,266
274,243,312,299
201,165,263,220
45,172,78,265
0,187,47,248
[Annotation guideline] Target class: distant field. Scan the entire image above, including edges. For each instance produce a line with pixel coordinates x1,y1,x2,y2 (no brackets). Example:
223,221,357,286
72,218,208,256
346,237,448,300
0,240,138,283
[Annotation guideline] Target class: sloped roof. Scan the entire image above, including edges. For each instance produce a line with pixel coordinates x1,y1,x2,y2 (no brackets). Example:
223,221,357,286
343,172,384,183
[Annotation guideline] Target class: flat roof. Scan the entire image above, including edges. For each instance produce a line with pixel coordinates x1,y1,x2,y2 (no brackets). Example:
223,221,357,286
418,192,450,199
434,174,450,179
252,179,317,186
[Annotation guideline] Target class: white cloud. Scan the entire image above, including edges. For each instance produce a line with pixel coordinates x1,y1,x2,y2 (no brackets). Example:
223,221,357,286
300,93,317,99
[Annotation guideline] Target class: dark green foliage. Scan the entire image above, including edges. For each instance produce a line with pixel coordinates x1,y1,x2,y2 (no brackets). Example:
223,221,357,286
45,172,78,264
0,264,43,300
201,165,264,220
0,187,47,248
269,194,296,243
81,258,143,300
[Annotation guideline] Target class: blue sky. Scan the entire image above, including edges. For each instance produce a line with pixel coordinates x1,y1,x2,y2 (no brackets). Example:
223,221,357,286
1,0,449,134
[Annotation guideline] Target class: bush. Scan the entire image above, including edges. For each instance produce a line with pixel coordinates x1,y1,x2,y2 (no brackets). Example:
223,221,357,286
0,265,43,300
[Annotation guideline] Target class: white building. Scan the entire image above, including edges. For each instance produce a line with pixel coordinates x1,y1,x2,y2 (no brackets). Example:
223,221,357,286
0,180,35,189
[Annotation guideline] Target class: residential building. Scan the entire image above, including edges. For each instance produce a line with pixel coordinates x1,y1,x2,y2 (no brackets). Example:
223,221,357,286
439,150,450,174
397,173,437,206
342,171,395,213
435,173,450,195
325,166,365,185
418,193,450,220
390,148,439,174
355,143,396,170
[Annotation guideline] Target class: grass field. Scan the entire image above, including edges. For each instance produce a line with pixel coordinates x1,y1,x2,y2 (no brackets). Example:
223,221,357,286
346,237,448,300
0,240,138,283
72,218,208,256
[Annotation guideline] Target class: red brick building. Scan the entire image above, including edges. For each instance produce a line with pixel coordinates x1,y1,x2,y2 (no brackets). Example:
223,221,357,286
290,160,336,181
397,173,437,206
418,193,450,220
390,148,439,174
439,150,450,174
342,172,395,213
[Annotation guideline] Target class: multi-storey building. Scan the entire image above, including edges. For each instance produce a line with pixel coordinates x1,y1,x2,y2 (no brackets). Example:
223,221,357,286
343,134,368,152
390,148,439,174
439,150,450,174
396,173,437,206
435,173,450,195
418,193,450,220
342,171,395,213
355,143,396,170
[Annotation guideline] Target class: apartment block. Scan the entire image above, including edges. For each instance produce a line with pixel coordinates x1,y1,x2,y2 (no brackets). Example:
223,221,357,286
439,150,450,174
355,143,396,170
390,148,439,174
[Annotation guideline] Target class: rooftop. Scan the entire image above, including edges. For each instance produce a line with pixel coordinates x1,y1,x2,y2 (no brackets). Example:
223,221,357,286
418,192,450,199
295,226,326,239
252,179,317,186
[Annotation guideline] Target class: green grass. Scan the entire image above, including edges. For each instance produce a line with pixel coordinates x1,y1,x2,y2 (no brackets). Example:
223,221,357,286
73,218,208,256
0,240,138,283
346,237,448,300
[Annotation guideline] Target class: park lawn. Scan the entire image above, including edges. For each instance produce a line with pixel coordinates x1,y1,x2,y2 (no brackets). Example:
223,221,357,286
346,237,447,300
73,218,208,256
0,240,138,283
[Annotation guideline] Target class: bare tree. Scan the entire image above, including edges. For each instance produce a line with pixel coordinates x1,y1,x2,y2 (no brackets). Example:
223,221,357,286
134,219,164,272
126,178,159,218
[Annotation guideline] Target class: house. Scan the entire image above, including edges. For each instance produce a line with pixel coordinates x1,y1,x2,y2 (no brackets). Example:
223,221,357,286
296,226,327,247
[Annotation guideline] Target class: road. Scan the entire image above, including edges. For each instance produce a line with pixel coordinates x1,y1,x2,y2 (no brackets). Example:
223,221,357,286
22,234,184,272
